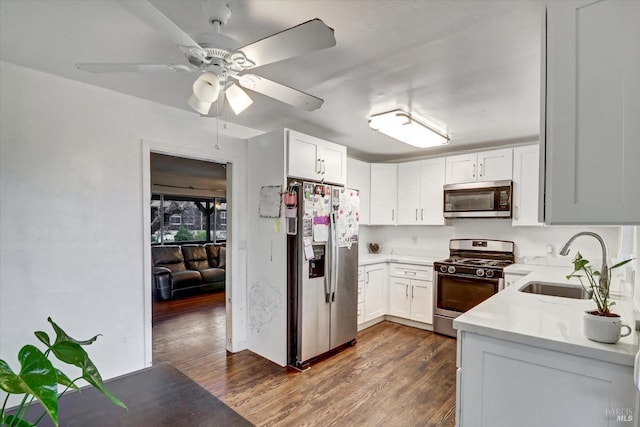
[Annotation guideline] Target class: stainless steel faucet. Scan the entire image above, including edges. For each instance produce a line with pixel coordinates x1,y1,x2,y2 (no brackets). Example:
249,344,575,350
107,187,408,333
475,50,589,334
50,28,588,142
559,232,610,296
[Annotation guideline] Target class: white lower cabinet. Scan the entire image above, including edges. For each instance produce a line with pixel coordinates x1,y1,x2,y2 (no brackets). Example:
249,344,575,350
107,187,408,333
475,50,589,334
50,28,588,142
388,263,433,324
357,266,365,324
363,263,385,321
457,331,636,427
504,272,527,288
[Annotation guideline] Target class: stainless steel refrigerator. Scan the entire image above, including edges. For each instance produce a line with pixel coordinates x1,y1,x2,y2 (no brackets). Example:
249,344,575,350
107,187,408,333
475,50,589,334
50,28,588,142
287,181,359,369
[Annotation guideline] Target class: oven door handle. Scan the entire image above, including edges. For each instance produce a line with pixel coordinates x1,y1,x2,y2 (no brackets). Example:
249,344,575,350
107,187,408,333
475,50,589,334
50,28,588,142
435,271,501,283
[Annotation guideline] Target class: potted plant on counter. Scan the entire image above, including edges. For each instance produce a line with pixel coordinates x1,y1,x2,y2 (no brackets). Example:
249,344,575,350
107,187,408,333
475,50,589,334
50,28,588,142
566,252,634,344
0,317,126,426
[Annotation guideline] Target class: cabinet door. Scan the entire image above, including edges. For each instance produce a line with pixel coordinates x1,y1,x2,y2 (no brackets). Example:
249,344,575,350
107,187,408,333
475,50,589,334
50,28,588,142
318,143,346,185
397,161,422,225
388,277,411,319
347,158,370,225
369,164,398,225
364,264,385,321
512,145,542,226
445,153,477,184
287,130,321,181
544,1,640,224
477,148,513,182
504,273,526,289
419,158,446,225
410,280,432,324
459,331,637,427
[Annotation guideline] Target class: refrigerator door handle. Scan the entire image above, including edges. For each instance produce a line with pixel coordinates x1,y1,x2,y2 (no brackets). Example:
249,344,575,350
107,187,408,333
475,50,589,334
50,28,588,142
330,211,339,302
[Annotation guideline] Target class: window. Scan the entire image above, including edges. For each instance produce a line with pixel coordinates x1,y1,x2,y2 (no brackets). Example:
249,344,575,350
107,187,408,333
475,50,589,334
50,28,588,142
151,195,221,244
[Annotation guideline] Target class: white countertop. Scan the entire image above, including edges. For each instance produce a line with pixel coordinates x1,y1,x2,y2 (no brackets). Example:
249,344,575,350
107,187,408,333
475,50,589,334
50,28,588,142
359,253,444,267
454,267,639,367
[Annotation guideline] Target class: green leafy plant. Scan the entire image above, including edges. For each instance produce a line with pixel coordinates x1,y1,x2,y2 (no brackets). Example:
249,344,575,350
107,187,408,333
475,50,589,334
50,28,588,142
566,252,634,315
0,318,126,426
174,227,194,241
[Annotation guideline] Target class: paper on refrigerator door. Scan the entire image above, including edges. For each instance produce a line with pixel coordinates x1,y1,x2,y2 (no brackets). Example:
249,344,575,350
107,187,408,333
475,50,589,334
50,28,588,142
313,184,330,242
303,237,315,260
336,188,360,247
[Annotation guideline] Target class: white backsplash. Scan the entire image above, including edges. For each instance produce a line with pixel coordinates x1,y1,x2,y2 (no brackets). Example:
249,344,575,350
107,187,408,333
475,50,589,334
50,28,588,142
359,219,622,267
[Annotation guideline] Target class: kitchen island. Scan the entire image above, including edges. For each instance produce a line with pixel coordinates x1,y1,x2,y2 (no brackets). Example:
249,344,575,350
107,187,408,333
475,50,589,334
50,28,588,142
453,268,639,427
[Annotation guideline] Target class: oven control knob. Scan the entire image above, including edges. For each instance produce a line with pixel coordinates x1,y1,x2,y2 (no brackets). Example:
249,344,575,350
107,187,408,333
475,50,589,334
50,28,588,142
476,269,485,277
447,266,456,274
485,269,494,278
440,265,448,273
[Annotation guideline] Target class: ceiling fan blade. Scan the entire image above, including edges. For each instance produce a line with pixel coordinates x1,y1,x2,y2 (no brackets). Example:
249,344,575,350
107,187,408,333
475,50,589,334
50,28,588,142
116,0,207,60
237,74,324,111
237,19,336,68
76,63,195,73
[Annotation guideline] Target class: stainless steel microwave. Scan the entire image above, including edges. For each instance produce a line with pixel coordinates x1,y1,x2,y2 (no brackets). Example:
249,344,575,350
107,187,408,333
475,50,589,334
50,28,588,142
443,180,512,218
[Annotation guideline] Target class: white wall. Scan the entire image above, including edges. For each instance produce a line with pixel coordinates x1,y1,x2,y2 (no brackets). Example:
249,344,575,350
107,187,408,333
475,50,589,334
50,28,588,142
0,61,257,390
361,221,622,267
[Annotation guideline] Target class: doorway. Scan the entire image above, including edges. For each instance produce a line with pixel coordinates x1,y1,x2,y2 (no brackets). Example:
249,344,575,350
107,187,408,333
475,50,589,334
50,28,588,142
147,152,230,366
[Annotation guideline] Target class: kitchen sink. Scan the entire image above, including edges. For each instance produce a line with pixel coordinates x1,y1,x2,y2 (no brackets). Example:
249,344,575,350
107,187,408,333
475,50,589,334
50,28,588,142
518,281,592,299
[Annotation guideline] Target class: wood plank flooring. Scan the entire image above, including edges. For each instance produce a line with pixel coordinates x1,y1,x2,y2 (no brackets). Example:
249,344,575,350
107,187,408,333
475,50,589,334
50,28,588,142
152,292,457,426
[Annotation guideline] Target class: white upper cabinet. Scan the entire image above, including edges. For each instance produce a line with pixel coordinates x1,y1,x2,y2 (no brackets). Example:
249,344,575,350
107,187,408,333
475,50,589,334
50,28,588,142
397,158,445,225
369,163,398,225
445,153,476,184
346,157,370,225
397,161,422,225
512,144,542,226
543,1,640,224
445,149,513,184
287,130,347,185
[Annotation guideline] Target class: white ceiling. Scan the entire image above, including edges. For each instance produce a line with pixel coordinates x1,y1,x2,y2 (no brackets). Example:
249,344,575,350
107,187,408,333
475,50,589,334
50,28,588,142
0,0,543,162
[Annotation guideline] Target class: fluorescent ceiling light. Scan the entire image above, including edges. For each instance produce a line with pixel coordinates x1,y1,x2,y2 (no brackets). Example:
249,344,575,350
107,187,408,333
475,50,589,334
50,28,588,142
368,109,449,148
226,83,253,115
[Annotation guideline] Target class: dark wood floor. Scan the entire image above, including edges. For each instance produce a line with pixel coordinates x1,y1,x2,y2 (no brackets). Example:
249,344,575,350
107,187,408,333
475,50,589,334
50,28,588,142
152,292,457,426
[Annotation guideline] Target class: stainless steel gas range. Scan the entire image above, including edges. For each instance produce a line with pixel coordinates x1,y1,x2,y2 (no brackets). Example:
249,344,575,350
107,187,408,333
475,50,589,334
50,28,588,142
433,239,515,337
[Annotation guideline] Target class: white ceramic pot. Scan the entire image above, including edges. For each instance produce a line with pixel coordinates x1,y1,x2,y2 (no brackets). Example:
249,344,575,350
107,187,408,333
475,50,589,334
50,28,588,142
583,311,632,344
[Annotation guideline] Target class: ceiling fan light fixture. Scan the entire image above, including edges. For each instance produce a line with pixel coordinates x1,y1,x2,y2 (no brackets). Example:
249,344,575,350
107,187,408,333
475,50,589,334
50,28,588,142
192,72,221,103
368,109,449,148
226,83,253,115
187,93,212,115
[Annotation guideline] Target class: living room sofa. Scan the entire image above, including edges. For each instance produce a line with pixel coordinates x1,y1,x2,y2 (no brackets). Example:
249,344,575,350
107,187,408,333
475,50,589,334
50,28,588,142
151,244,225,301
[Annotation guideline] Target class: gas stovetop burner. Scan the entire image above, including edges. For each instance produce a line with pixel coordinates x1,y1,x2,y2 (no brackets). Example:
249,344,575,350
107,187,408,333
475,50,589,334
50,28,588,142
441,257,513,268
436,239,516,275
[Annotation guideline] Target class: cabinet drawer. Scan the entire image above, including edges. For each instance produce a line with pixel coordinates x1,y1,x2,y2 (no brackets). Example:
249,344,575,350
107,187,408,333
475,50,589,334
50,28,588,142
389,263,433,281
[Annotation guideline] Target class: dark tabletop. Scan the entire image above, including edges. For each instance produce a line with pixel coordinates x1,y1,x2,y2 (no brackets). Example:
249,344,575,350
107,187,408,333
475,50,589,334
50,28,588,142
12,362,253,427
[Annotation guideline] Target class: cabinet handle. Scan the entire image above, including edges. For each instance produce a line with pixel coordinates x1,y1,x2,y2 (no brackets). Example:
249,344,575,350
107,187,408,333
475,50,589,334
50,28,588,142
392,209,395,221
366,272,369,283
415,209,418,221
412,286,414,298
480,162,484,177
406,284,408,297
472,163,476,178
515,206,519,220
321,159,326,174
316,158,322,174
421,209,424,221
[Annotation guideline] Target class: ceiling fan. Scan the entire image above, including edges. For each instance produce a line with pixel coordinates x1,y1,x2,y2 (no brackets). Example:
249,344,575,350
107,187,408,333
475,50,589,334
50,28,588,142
76,0,336,116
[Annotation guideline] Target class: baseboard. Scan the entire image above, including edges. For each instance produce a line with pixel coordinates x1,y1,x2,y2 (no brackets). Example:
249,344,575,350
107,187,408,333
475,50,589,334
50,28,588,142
358,315,433,332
